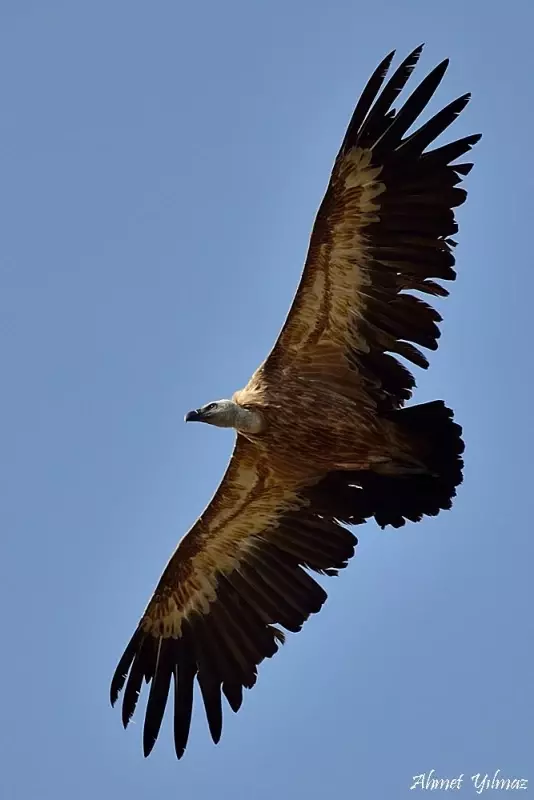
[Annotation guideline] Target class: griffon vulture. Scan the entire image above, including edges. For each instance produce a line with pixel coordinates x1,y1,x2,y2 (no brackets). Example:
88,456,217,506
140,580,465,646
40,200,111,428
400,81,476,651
111,45,479,758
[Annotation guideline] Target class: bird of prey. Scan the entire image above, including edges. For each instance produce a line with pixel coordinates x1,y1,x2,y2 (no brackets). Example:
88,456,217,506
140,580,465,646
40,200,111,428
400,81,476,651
110,45,479,759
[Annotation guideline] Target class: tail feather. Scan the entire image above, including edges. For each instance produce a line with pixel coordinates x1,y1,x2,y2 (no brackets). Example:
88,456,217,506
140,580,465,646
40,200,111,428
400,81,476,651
372,400,464,527
393,399,464,482
309,400,464,529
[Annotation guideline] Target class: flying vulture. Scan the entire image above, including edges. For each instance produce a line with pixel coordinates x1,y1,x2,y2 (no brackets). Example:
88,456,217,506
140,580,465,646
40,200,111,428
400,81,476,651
111,45,479,758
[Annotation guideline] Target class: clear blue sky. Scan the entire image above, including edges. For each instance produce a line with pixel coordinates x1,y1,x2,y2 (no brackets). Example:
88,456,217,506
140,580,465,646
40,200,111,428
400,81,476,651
1,1,532,797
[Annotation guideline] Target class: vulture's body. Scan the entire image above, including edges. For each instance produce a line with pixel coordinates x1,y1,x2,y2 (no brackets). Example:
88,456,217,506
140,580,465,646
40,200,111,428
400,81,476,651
111,46,479,759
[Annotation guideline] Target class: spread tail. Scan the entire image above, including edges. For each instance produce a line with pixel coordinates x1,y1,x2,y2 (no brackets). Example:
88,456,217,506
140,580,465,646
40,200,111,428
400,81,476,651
373,400,464,527
310,401,464,529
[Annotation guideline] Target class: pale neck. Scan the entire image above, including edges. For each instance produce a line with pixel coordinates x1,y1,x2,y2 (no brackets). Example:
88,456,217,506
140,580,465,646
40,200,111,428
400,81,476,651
234,404,264,434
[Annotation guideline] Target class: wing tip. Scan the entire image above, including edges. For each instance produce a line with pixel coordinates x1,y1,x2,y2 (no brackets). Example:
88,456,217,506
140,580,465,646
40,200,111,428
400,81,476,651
143,733,157,758
109,627,145,706
382,49,397,70
122,693,138,729
174,742,187,760
110,668,125,708
210,725,223,745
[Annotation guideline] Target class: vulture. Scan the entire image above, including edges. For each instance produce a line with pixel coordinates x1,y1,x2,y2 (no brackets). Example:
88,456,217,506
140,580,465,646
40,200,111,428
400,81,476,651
111,45,479,759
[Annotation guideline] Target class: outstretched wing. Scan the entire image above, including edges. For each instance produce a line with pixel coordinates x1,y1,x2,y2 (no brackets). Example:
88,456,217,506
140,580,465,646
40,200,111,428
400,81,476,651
110,435,358,758
265,46,480,410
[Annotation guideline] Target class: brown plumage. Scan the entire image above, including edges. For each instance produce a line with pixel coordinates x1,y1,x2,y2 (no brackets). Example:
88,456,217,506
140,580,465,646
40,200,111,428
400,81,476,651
110,45,479,758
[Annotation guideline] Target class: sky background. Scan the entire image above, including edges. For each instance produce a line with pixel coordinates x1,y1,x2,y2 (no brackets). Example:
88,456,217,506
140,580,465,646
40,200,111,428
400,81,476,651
1,1,532,798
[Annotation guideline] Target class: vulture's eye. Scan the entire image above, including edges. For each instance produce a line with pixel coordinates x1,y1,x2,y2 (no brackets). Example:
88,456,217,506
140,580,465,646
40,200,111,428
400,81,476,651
205,403,217,412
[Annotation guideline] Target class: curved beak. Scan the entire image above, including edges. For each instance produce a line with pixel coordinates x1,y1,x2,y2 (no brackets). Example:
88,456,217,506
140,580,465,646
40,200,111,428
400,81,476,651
185,409,202,423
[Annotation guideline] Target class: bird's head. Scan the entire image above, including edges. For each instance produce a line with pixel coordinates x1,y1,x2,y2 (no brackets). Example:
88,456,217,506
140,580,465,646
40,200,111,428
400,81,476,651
184,399,238,428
